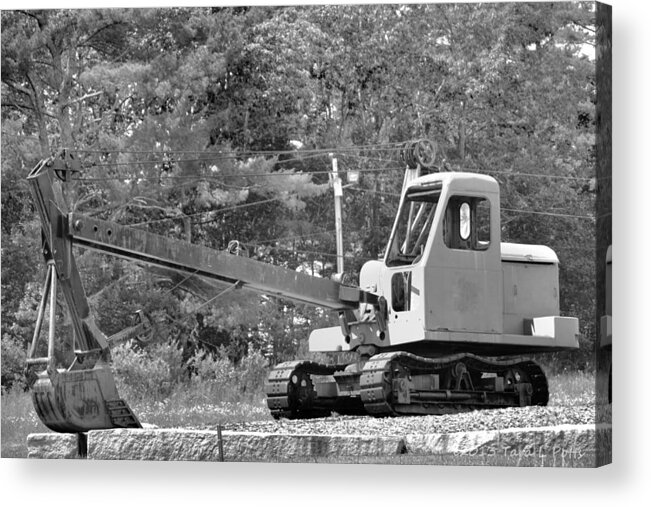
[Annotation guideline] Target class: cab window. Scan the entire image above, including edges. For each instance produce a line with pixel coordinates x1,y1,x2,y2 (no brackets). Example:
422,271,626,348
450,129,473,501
386,187,441,266
443,196,490,251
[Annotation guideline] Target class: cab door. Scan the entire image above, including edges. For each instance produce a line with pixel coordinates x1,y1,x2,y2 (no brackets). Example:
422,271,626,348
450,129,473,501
425,194,503,334
383,186,441,344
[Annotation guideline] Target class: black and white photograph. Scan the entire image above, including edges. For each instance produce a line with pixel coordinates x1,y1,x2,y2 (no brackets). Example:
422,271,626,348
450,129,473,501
0,0,644,505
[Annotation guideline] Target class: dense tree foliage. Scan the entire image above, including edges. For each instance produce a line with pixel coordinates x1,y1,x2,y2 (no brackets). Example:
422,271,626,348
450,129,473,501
1,4,597,387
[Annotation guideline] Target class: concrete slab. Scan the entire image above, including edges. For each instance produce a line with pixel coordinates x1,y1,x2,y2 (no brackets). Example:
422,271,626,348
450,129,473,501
86,429,405,461
27,424,609,464
26,433,84,459
405,423,611,466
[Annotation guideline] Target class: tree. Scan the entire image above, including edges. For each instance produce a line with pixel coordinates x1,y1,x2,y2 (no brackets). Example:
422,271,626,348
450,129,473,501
1,4,599,389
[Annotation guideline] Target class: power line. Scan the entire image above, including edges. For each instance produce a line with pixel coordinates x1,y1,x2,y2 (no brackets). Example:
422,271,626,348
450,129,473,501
483,169,593,181
129,196,284,227
80,150,337,170
76,163,595,226
71,142,406,157
350,186,594,219
120,186,593,227
63,142,598,185
72,166,399,182
347,187,401,198
236,240,377,263
320,151,595,182
338,153,406,164
244,228,339,245
73,162,594,183
501,208,594,220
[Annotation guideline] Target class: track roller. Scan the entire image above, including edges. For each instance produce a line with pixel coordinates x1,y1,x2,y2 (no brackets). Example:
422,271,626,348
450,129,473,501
359,352,548,417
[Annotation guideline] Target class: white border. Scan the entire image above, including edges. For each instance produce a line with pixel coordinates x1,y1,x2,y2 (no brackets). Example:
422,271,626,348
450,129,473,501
2,0,649,505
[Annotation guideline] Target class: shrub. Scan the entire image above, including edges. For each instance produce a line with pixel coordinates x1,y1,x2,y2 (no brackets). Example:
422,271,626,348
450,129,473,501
109,336,271,424
1,334,27,391
181,345,270,404
111,340,185,402
238,346,270,396
188,347,238,399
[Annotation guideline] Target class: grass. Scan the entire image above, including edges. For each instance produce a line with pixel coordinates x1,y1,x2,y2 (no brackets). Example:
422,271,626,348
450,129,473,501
547,369,595,406
0,387,49,458
131,393,273,428
1,370,597,461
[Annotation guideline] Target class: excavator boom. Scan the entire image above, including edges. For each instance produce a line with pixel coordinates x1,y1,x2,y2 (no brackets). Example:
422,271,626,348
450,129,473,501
66,212,361,310
25,153,373,433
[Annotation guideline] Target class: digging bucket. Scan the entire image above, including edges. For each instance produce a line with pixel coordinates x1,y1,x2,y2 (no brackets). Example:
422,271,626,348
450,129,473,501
31,363,141,433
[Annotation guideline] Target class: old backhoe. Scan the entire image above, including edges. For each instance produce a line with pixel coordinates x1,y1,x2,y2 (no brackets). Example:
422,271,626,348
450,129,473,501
25,141,579,432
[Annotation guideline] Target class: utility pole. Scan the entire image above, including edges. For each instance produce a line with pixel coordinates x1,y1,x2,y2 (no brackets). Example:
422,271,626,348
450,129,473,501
330,154,344,274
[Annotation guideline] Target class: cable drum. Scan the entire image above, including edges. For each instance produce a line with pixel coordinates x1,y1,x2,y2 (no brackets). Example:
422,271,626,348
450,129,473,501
400,139,438,169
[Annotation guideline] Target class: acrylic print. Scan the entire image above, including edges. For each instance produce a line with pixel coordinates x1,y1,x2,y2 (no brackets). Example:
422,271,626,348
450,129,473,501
1,2,611,466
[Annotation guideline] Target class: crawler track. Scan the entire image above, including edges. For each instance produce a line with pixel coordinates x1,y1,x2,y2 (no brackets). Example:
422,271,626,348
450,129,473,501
266,353,549,419
265,360,347,419
359,352,548,416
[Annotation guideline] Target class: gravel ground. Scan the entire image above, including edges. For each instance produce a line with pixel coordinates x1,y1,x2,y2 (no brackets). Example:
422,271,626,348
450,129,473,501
197,405,596,436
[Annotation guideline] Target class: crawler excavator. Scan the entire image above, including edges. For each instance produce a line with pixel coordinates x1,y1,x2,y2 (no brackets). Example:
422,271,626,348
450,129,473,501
24,141,579,433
